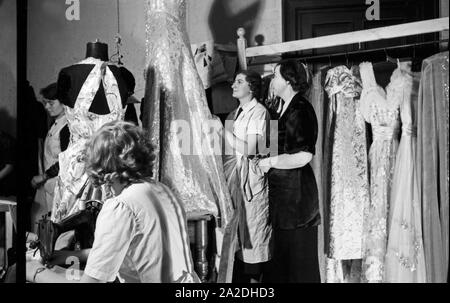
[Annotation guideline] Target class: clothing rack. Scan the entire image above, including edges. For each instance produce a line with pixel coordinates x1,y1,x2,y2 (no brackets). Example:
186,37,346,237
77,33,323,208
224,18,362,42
245,39,449,67
236,17,449,70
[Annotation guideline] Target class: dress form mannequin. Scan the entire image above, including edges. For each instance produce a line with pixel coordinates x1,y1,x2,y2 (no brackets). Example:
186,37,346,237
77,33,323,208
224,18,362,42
51,42,135,222
85,40,109,61
56,40,134,112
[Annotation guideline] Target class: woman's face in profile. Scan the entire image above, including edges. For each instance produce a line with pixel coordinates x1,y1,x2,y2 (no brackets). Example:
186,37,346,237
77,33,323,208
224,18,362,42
272,65,287,97
43,98,65,118
231,73,252,100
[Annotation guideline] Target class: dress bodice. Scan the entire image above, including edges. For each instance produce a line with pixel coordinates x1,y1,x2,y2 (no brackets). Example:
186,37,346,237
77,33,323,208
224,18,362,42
398,68,421,137
325,65,362,100
65,58,124,143
360,62,404,141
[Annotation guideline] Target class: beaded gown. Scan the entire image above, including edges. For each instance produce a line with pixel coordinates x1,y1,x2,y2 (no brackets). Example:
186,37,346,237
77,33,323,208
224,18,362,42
142,0,233,227
323,65,369,260
323,66,369,283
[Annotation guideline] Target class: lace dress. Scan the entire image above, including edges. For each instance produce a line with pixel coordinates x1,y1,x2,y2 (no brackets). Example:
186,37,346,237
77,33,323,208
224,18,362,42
142,0,233,227
359,61,401,282
384,63,426,282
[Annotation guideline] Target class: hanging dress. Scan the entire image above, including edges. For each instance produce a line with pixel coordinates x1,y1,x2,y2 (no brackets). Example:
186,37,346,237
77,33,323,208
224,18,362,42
417,51,449,283
384,62,426,282
359,61,401,283
51,57,125,222
308,66,330,282
323,65,369,282
142,0,233,227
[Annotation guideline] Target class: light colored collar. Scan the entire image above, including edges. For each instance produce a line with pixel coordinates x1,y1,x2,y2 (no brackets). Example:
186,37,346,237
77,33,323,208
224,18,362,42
238,98,258,116
53,114,67,126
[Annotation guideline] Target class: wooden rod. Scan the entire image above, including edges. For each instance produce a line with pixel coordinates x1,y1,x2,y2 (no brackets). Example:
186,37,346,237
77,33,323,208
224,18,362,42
245,17,449,58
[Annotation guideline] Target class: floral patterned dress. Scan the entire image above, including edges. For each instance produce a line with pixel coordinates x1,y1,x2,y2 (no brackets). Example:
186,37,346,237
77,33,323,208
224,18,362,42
359,61,401,282
51,57,125,222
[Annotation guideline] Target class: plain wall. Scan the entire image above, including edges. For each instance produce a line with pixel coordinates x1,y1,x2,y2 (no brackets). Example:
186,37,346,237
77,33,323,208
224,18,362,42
187,0,282,114
187,0,282,46
27,0,282,115
27,0,147,103
0,0,17,136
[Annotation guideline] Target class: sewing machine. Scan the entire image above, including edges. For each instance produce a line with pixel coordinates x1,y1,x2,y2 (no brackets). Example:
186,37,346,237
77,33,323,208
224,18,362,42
29,200,103,264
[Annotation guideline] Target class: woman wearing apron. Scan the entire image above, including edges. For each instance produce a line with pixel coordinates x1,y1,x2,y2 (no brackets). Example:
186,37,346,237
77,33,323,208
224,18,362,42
31,83,70,231
223,70,272,283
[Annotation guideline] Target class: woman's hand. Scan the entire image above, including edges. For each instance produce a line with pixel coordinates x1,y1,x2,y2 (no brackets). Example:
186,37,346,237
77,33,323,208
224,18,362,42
26,260,46,282
31,174,47,188
257,157,272,173
47,250,76,267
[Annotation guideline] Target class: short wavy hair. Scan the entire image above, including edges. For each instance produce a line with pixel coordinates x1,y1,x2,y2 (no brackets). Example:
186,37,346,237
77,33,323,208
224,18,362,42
40,82,58,100
276,60,309,94
85,121,156,186
235,70,262,101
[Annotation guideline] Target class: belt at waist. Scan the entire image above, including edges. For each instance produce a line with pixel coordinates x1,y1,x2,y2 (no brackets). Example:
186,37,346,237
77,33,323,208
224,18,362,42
373,126,399,141
401,125,417,137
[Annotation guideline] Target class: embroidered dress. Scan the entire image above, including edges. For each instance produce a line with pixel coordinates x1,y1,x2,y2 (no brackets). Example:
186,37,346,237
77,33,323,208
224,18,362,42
323,66,369,283
324,65,369,260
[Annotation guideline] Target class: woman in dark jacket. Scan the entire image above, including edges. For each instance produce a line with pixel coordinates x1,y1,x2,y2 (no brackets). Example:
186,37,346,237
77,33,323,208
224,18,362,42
257,60,320,283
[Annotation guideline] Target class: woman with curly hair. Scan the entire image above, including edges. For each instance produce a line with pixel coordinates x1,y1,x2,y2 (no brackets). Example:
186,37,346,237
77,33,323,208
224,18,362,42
26,121,199,283
223,70,272,283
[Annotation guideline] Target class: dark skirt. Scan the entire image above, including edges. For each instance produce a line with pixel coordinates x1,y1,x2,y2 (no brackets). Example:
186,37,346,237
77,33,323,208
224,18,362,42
263,226,320,283
267,165,320,230
232,256,269,283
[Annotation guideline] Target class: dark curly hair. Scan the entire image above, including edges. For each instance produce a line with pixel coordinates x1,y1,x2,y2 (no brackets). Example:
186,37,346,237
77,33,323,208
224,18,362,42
40,82,58,100
276,60,309,94
235,69,262,101
85,121,156,186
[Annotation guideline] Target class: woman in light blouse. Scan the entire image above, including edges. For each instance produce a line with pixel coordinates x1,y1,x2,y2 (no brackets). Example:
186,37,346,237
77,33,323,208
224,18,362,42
223,70,272,283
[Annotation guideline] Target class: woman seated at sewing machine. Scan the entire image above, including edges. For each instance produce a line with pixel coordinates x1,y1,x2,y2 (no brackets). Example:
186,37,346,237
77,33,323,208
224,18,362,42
26,121,199,283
